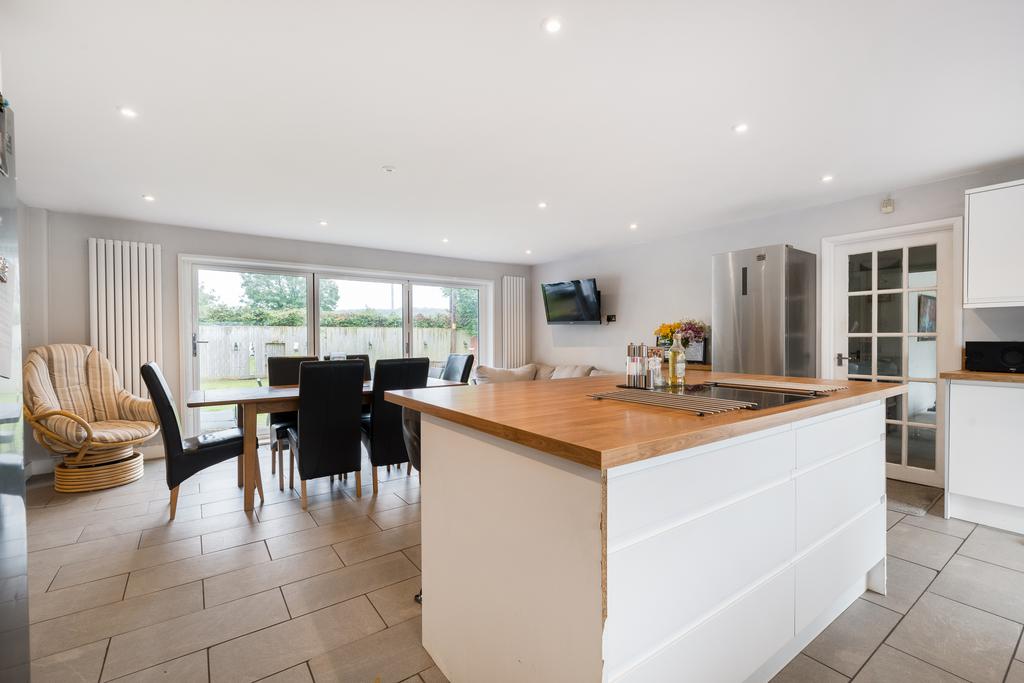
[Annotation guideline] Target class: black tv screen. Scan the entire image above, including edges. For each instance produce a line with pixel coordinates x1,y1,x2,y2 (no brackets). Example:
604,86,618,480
541,279,601,325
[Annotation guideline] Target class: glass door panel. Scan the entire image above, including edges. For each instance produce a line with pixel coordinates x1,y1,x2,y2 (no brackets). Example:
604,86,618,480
318,278,404,369
411,285,480,373
195,268,309,436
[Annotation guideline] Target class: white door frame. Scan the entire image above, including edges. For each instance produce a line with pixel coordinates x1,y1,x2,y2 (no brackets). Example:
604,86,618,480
821,217,963,487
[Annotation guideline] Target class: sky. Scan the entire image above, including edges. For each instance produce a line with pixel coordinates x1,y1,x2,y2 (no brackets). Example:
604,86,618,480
197,269,454,311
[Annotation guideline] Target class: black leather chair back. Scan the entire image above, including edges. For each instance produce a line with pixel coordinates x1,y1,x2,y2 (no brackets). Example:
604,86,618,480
296,360,365,479
268,355,317,427
140,362,184,486
401,408,421,472
324,353,371,381
441,353,474,383
369,358,429,467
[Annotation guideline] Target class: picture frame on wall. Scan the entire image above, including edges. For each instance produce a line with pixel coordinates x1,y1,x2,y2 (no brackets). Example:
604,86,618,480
917,294,937,334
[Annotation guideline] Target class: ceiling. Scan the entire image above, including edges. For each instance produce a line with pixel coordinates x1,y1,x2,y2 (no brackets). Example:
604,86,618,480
1,1,1023,265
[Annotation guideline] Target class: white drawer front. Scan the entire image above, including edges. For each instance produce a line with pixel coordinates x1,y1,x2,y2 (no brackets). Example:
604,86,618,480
796,440,885,551
795,403,884,469
613,568,795,683
607,429,795,549
795,503,885,632
605,482,795,676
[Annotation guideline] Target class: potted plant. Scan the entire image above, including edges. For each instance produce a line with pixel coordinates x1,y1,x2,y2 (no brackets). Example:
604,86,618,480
654,319,710,362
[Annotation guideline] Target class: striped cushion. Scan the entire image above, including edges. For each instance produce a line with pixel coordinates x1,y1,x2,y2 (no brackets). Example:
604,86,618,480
89,420,159,444
36,344,97,422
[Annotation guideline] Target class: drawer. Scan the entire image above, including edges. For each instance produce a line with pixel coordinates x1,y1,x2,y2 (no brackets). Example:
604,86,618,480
795,403,884,469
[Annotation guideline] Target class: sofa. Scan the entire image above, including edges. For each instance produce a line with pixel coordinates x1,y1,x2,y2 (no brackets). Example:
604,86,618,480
472,363,612,384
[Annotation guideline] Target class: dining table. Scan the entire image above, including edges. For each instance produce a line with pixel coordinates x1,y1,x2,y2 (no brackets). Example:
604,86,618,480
186,377,464,511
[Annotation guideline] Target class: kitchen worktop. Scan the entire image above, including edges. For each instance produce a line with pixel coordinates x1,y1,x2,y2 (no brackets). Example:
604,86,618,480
940,369,1024,384
386,370,905,469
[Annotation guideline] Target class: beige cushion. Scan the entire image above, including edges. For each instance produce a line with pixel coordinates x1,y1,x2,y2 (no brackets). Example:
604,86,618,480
550,364,595,380
534,364,555,381
474,364,538,384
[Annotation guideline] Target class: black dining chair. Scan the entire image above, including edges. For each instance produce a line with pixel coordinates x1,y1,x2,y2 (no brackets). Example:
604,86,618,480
141,362,263,519
440,353,474,383
287,360,366,508
324,353,371,381
362,357,430,494
267,355,317,490
401,405,423,605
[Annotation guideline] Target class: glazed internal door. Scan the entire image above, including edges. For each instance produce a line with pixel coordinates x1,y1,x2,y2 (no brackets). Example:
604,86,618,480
833,230,957,487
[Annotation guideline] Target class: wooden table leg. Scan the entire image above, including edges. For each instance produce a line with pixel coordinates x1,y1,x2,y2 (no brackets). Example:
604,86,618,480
243,404,258,511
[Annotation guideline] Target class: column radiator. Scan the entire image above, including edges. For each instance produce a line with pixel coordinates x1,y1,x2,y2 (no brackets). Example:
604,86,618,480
501,275,528,368
88,239,163,396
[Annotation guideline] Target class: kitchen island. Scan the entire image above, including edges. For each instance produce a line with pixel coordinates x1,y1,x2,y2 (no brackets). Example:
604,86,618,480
387,371,904,682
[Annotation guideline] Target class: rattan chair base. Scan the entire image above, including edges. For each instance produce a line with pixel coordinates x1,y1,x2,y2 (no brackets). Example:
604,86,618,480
54,451,145,493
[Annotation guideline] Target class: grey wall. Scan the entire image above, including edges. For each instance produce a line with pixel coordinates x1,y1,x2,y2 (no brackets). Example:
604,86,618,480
25,208,529,425
532,162,1024,372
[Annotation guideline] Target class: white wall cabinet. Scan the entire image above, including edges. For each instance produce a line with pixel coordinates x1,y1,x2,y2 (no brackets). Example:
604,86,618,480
964,179,1024,307
947,380,1024,533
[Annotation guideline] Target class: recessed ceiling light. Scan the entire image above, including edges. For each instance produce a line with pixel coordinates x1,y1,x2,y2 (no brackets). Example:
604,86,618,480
319,220,328,227
542,16,562,34
118,106,138,119
525,249,533,255
442,237,449,243
821,174,834,183
537,201,547,209
629,223,639,231
382,165,396,173
732,122,749,134
142,194,155,202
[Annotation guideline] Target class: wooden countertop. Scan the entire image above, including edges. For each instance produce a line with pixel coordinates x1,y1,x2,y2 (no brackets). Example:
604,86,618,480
386,371,905,470
940,370,1024,384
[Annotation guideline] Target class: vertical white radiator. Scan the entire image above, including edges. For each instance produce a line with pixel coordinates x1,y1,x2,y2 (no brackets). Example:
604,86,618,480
88,239,162,396
501,275,528,368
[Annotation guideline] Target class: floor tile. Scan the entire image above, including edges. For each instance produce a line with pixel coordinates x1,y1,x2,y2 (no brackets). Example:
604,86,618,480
886,523,962,570
208,595,384,682
308,616,433,683
1008,660,1024,683
803,599,901,677
333,523,421,565
886,511,905,530
259,663,314,683
201,513,316,554
371,504,421,530
29,531,143,570
367,576,422,626
418,666,449,683
51,537,203,591
26,525,84,552
110,650,208,682
29,503,150,534
139,511,253,548
852,644,966,682
403,545,422,570
204,546,341,607
30,582,204,660
771,654,847,682
78,505,204,542
265,516,380,560
930,554,1024,623
102,588,290,681
30,639,109,683
401,676,424,683
959,525,1024,573
395,488,420,505
861,556,936,614
125,541,270,598
900,512,976,540
30,573,128,623
282,551,419,617
306,493,407,527
886,592,1021,683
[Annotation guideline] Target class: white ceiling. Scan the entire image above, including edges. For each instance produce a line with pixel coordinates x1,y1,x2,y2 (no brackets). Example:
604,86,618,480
2,1,1023,264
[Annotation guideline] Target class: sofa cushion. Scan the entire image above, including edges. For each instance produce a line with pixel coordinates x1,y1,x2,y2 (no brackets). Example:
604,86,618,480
473,364,538,384
550,364,595,380
534,364,555,381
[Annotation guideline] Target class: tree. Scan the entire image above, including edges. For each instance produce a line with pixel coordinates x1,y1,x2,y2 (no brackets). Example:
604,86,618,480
442,288,479,336
239,274,339,311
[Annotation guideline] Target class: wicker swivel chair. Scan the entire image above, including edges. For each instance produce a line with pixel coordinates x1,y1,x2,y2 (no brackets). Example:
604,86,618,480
23,344,159,492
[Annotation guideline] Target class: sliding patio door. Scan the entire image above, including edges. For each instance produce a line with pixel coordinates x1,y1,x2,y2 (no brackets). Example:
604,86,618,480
317,277,405,364
411,284,481,372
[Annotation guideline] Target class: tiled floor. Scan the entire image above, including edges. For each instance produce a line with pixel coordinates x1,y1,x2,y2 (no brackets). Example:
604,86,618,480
773,498,1024,683
25,448,444,683
27,456,1024,683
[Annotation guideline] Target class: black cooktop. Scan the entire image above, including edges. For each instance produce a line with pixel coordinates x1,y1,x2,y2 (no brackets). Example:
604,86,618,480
662,384,817,410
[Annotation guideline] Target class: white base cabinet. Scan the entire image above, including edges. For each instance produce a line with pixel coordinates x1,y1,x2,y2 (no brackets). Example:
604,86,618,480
947,380,1024,533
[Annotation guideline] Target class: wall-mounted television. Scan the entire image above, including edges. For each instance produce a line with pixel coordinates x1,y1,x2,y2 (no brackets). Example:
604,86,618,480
541,279,601,325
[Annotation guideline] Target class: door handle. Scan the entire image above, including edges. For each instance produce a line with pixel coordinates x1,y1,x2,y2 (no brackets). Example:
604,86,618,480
191,333,209,358
835,350,861,367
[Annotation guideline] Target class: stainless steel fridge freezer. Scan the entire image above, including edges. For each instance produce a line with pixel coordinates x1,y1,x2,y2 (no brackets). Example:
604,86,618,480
711,244,816,377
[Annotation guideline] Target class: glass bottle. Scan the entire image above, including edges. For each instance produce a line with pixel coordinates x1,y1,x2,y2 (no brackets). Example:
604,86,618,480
668,332,687,387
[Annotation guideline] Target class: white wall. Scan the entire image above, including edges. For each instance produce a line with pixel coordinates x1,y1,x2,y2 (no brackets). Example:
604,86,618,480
533,162,1024,371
